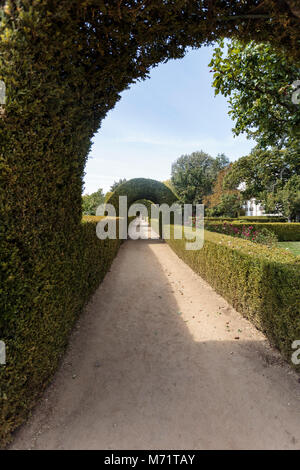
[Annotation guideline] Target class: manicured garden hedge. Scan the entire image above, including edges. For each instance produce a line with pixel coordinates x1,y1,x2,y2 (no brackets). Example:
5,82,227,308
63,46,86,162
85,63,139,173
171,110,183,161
165,226,300,368
238,216,287,222
106,178,178,216
204,217,237,221
205,221,300,241
0,218,123,447
204,216,287,223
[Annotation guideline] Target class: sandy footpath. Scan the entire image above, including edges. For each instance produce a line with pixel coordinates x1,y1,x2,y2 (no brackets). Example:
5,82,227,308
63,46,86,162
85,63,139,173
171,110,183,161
10,222,300,449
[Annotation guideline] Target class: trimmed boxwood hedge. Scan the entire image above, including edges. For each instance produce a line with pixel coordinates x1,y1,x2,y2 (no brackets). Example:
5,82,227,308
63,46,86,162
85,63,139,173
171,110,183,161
0,218,124,447
204,216,287,223
205,221,300,241
237,216,287,222
165,226,300,368
106,178,178,216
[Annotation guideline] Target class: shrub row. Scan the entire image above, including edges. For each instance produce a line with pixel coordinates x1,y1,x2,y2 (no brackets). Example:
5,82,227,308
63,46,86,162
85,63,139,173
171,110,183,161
238,216,287,222
165,226,300,368
204,217,238,221
0,218,125,447
205,221,300,241
204,216,287,223
204,221,278,246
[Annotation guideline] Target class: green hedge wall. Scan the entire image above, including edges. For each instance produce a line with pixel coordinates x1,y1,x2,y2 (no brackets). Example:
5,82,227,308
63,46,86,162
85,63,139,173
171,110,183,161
238,216,287,222
165,226,300,368
0,219,123,447
205,221,300,241
204,216,287,223
106,178,178,216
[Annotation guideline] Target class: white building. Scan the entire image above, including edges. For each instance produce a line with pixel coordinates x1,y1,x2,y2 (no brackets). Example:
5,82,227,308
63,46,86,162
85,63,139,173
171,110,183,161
244,198,265,216
239,183,281,217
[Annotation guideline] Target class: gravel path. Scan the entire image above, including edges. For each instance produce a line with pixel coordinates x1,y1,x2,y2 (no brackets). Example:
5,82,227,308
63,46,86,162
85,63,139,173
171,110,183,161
10,223,300,449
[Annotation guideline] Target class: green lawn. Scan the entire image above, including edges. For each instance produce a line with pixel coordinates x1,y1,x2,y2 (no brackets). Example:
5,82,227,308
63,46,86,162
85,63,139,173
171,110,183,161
278,242,300,256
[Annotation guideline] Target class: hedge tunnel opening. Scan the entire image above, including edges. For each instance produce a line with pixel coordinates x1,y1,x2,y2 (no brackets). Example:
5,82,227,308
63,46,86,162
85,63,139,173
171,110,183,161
105,178,179,238
105,178,179,215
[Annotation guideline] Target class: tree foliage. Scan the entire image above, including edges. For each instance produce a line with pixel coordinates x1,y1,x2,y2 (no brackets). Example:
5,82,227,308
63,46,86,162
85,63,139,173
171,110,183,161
224,146,300,219
215,193,244,218
171,151,229,204
203,165,238,205
82,188,105,215
270,175,300,221
163,179,177,194
110,179,127,192
210,40,300,148
203,165,243,217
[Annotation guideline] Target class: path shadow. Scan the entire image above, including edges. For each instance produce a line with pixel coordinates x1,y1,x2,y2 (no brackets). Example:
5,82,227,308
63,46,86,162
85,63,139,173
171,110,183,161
10,239,300,450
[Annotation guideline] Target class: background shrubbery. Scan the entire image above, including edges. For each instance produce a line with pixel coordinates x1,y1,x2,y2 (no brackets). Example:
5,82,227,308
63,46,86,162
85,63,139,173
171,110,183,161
237,216,288,222
205,222,278,246
204,221,300,241
82,189,105,215
204,216,287,222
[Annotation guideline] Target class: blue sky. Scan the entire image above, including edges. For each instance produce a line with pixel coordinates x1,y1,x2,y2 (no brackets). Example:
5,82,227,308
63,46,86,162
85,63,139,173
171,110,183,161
83,46,255,195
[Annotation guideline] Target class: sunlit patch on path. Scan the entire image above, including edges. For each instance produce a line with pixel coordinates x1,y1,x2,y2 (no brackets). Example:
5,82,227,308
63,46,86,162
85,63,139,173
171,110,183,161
10,237,300,450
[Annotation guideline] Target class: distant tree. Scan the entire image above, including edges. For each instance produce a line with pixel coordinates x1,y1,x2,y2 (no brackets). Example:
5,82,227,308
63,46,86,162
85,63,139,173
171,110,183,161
82,188,105,215
104,191,113,202
210,40,300,148
110,178,127,192
163,179,174,191
273,175,300,222
224,146,300,219
171,151,229,205
163,179,179,198
203,165,239,206
212,193,244,218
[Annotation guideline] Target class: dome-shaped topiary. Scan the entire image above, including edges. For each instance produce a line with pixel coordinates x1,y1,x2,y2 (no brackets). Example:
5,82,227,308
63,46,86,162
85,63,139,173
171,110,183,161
106,178,178,215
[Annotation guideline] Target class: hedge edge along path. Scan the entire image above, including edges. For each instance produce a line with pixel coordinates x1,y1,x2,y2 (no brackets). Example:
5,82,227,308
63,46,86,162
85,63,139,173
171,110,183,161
166,226,300,369
0,1,299,447
0,217,131,446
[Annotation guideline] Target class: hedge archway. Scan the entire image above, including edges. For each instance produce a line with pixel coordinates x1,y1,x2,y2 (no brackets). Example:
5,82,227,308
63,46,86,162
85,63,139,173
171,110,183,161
106,178,178,215
0,1,299,445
